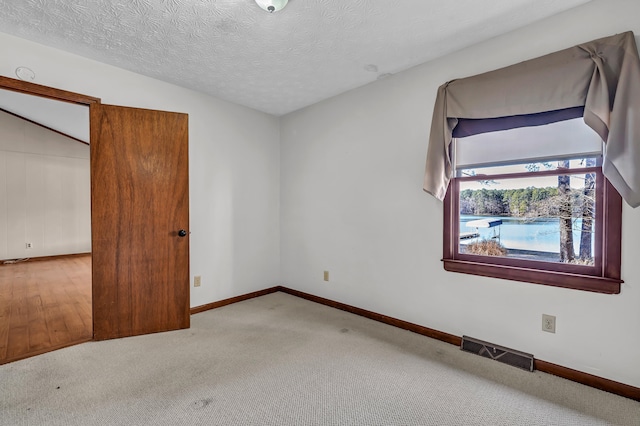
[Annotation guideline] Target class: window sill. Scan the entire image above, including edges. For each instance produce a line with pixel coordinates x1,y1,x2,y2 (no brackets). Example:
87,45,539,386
443,259,622,294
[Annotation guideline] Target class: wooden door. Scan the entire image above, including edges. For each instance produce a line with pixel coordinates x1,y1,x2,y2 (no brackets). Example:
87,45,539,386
90,104,190,340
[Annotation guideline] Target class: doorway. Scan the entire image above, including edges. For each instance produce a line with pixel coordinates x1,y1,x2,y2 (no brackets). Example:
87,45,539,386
0,93,92,364
0,75,190,361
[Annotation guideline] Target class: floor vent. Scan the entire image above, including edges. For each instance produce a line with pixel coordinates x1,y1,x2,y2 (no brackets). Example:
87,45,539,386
461,336,534,372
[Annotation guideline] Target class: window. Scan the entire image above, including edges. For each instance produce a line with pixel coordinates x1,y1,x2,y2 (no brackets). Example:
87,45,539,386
443,118,623,294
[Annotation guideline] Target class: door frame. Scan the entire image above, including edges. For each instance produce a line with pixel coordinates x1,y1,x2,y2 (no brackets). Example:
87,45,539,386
0,76,101,106
1,75,98,338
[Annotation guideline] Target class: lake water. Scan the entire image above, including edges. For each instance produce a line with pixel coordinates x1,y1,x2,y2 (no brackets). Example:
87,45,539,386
460,215,592,254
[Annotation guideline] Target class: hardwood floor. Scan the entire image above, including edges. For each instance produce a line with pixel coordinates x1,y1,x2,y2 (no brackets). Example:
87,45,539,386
0,254,92,364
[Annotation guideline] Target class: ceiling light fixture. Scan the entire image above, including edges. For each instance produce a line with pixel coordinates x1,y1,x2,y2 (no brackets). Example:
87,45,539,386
255,0,288,13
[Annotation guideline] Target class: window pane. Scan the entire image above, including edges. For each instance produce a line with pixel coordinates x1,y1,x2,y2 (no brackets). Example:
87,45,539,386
458,157,599,178
458,169,596,265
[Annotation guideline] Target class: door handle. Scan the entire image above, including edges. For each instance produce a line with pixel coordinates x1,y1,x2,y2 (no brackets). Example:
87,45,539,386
178,229,187,237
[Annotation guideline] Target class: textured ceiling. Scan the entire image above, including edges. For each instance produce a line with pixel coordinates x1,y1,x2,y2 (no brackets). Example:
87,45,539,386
0,0,591,116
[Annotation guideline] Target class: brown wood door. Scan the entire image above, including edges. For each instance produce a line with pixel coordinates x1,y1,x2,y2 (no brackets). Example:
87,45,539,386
90,104,190,340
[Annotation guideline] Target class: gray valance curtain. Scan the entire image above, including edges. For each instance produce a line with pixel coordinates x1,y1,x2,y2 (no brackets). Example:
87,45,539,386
423,31,640,208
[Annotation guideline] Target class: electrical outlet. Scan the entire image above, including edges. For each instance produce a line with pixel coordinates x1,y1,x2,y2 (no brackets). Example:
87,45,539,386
25,242,32,249
194,276,201,287
323,271,329,282
542,314,556,333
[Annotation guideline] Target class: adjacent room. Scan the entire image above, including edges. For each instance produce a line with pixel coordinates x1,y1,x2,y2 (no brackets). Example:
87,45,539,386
0,92,92,363
1,0,639,424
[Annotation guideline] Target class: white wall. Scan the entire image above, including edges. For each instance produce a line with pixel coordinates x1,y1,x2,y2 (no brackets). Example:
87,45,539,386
0,110,90,260
0,31,281,308
280,0,640,388
2,0,638,389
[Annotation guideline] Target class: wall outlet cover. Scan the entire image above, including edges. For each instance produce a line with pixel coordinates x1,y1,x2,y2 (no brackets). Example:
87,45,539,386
542,314,556,333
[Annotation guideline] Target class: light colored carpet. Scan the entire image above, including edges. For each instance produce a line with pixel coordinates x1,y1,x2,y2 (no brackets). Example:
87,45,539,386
1,292,638,426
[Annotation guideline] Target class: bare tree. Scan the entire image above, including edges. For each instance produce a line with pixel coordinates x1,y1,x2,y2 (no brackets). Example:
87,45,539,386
579,158,596,260
558,160,574,262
